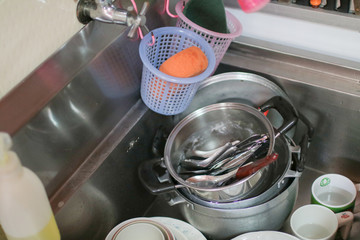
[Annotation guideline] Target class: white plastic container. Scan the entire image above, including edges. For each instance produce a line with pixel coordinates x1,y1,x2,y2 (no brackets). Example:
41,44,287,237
0,132,60,240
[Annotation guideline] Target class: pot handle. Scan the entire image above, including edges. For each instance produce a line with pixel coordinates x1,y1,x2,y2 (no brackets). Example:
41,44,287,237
284,111,314,179
138,158,178,194
259,96,299,136
293,112,314,172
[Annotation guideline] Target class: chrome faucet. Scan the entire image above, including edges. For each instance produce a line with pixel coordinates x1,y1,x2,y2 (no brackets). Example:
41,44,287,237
76,0,150,38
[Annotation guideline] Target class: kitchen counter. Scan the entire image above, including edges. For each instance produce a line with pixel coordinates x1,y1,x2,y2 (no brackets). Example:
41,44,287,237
145,167,360,240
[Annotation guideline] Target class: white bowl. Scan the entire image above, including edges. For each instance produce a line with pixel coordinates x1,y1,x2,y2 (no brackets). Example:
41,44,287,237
232,231,300,240
106,217,175,240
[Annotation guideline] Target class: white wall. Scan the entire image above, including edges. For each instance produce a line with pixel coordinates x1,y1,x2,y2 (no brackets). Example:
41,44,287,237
0,0,84,99
227,4,360,69
1,1,359,100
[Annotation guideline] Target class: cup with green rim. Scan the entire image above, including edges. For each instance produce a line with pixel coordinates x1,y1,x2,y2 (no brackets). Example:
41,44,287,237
311,174,358,213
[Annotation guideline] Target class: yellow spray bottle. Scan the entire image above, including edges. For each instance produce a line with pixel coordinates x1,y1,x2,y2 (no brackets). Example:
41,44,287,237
0,132,60,240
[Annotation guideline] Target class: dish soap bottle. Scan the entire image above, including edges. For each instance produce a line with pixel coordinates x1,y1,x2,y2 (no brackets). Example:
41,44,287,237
0,132,61,240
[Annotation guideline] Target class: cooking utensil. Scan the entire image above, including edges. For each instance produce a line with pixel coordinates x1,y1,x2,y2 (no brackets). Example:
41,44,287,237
181,134,268,169
139,106,311,208
169,177,299,240
164,97,297,202
186,153,278,188
186,140,239,159
186,166,239,188
138,159,299,239
177,112,313,209
139,132,302,207
236,152,279,179
178,134,296,208
182,142,234,169
138,112,312,240
185,134,265,159
177,137,268,176
209,138,267,172
174,72,297,139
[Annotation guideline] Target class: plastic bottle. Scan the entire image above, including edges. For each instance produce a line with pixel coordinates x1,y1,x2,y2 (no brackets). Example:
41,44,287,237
0,132,61,240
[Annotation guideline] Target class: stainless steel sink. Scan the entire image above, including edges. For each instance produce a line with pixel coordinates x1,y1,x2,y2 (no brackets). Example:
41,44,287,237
52,54,359,239
0,1,359,239
54,50,360,239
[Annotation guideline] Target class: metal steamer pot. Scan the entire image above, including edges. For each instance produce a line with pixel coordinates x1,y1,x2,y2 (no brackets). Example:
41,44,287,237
163,96,298,202
175,72,297,139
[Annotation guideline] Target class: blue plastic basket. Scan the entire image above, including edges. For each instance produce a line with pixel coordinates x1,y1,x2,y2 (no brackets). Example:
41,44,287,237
139,27,216,115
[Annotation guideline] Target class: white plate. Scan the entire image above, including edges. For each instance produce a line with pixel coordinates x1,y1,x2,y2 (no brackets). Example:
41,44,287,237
232,231,300,240
152,217,206,240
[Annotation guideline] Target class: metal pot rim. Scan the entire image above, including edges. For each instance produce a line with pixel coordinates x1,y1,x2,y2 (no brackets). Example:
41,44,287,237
176,134,295,208
164,102,275,192
169,177,299,216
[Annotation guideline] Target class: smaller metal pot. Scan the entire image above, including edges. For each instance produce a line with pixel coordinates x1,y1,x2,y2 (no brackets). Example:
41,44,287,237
177,134,301,209
138,110,312,208
164,96,298,202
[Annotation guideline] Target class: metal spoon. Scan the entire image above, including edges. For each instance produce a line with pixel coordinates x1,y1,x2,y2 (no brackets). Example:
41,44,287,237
185,153,279,188
185,134,264,159
181,142,233,169
181,134,267,169
178,137,269,176
209,141,263,171
186,140,240,159
185,167,240,188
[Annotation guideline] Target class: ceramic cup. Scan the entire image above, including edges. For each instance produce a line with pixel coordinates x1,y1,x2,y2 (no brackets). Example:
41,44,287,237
105,218,175,240
290,204,353,240
311,174,358,213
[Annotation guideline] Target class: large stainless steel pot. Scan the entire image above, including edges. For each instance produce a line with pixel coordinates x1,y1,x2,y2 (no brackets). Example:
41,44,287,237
167,177,299,240
163,97,298,202
139,160,299,239
175,72,296,137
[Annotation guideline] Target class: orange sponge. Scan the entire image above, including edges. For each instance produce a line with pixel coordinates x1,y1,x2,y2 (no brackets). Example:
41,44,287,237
159,46,208,78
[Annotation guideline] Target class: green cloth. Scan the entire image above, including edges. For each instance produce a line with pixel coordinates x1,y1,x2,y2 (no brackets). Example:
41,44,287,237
183,0,229,34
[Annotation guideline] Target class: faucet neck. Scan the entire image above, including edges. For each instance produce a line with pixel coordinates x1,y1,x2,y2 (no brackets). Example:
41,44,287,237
76,0,150,38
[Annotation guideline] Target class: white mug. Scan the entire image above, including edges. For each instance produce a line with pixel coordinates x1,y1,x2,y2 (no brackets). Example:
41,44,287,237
290,204,354,240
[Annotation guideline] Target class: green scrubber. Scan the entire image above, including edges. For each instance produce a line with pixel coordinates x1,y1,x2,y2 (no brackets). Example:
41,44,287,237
183,0,229,34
